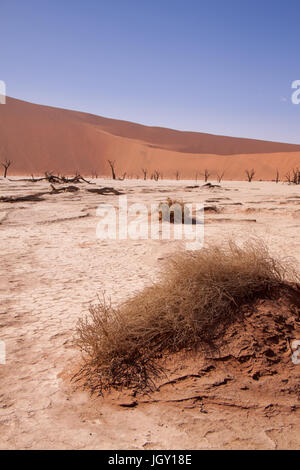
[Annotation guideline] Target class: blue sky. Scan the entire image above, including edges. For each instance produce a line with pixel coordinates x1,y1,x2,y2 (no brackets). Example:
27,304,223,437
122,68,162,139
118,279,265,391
1,0,300,143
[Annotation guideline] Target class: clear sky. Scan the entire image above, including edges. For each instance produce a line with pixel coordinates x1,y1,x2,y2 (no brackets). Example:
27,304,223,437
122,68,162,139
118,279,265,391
1,0,300,143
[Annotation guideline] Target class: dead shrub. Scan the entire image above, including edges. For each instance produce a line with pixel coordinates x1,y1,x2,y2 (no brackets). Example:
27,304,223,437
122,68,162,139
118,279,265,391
158,197,189,223
74,241,298,394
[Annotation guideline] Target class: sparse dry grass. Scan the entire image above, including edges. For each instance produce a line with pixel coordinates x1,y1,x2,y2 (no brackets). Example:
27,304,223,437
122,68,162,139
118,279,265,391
74,241,298,394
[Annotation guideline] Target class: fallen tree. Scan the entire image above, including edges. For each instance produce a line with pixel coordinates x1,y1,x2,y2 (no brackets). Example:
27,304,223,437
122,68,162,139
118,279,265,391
44,172,94,184
9,173,94,184
1,184,123,203
50,184,80,193
86,187,123,195
0,192,47,203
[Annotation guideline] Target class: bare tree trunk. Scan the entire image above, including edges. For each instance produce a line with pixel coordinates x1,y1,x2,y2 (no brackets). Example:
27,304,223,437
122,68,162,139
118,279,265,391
1,158,12,178
108,160,116,180
152,170,160,181
204,169,210,182
142,168,147,180
216,171,225,183
245,169,255,182
292,168,300,184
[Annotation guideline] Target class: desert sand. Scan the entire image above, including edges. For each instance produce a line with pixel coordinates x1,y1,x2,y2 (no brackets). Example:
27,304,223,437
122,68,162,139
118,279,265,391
1,176,300,449
1,97,300,180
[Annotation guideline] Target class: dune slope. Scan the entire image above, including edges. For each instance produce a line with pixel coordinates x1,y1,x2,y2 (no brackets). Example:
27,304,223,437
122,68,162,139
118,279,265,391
0,96,300,179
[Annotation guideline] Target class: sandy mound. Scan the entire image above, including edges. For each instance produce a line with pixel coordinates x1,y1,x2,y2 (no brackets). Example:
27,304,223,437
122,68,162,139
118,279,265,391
92,285,299,413
66,285,300,449
134,285,300,409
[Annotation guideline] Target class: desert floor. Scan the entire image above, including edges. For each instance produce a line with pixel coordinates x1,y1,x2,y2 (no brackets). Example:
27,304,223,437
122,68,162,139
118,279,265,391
0,177,300,449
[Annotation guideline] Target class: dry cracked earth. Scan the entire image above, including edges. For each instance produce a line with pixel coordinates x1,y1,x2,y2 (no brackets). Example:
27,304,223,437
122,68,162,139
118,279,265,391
1,177,300,449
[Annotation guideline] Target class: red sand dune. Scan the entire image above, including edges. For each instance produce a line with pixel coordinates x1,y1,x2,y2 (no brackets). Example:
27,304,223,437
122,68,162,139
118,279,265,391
0,96,300,179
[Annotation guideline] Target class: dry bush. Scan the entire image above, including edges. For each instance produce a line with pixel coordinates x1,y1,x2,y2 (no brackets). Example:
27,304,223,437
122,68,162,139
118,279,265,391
158,197,189,223
74,241,297,394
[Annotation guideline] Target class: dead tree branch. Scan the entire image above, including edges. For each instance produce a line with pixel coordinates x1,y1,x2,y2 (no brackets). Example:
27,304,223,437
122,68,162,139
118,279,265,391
1,158,12,178
142,168,148,180
245,169,255,182
216,171,225,183
107,160,116,180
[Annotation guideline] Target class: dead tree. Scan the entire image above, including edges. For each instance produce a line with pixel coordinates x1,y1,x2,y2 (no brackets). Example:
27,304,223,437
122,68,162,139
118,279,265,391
141,168,148,180
203,169,210,182
245,169,255,182
118,172,127,181
216,171,225,183
50,184,79,193
1,158,12,178
107,160,116,180
44,172,93,184
275,169,280,183
292,168,300,185
152,170,160,181
1,191,48,202
285,169,300,184
175,170,180,181
87,187,123,195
